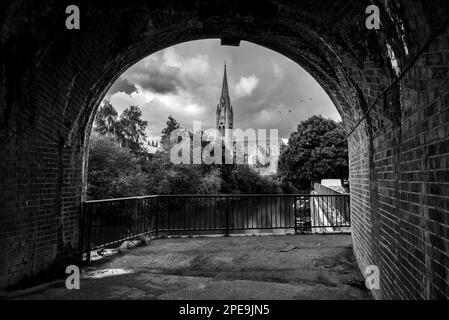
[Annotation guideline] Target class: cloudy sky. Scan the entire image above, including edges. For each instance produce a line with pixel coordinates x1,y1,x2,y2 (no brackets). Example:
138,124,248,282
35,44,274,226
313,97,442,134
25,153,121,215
105,39,340,142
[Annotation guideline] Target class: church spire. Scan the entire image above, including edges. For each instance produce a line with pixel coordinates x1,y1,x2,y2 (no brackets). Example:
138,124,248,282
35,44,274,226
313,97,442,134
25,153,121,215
221,61,230,103
216,61,233,136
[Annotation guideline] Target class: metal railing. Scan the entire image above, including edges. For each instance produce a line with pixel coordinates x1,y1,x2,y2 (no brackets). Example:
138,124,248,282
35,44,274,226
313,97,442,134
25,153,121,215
80,194,350,260
80,196,158,261
312,184,351,232
313,183,348,196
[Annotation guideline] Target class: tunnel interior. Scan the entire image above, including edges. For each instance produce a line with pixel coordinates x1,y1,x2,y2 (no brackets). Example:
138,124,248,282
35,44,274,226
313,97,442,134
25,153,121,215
0,0,448,299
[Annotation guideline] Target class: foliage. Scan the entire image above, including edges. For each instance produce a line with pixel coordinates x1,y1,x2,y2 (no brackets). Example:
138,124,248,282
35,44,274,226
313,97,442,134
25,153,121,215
94,101,118,135
197,169,222,194
277,115,348,190
160,115,181,149
115,106,148,156
94,102,148,156
88,113,289,199
233,165,283,194
87,133,147,199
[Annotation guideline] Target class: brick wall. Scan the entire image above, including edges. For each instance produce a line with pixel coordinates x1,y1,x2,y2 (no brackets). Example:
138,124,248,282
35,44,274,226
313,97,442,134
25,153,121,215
346,2,449,298
0,0,448,298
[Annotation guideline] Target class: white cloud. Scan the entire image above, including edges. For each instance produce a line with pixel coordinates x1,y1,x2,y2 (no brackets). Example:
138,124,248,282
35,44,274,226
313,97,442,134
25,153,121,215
272,61,284,80
154,92,205,117
162,47,210,80
110,91,148,113
235,75,259,98
182,55,210,75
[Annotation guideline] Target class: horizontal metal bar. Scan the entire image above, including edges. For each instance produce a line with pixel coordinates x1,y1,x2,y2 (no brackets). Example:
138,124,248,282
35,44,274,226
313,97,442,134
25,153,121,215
156,194,349,198
157,227,297,231
84,193,349,204
84,195,158,204
91,230,156,251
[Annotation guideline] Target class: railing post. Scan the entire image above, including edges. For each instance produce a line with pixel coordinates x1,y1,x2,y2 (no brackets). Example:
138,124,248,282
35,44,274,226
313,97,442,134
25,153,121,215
86,203,93,263
294,196,297,233
225,196,229,237
347,194,351,226
79,201,86,262
155,196,159,238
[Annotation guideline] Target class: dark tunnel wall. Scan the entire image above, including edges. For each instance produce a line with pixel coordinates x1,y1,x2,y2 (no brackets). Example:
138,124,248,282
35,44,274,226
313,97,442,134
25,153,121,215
0,0,448,298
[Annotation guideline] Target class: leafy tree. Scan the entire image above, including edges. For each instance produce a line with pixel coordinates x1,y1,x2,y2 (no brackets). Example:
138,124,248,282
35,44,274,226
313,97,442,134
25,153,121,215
278,115,348,190
141,148,205,195
160,115,181,148
232,165,282,194
197,169,222,194
115,106,148,156
87,132,147,199
94,101,118,135
157,165,204,194
94,103,148,156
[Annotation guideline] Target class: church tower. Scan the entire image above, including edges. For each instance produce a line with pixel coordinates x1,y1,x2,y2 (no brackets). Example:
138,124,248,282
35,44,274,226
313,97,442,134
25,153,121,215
216,62,233,137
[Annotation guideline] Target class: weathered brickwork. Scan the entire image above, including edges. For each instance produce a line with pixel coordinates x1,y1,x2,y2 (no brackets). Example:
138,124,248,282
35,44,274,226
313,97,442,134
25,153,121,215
0,0,448,298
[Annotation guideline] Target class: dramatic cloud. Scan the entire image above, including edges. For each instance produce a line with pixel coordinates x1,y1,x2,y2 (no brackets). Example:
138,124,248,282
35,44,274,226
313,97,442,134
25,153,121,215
162,49,210,78
106,78,138,99
127,63,184,94
104,39,341,142
235,75,259,98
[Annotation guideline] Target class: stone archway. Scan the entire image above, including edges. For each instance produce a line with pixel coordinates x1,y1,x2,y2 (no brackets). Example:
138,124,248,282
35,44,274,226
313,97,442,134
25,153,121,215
1,0,448,299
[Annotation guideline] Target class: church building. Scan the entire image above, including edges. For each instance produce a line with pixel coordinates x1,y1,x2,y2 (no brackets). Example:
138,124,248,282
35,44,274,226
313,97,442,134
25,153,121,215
214,63,279,176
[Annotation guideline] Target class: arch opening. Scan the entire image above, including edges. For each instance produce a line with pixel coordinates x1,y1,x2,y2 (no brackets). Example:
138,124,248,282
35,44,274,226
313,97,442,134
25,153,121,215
82,39,348,229
2,0,449,300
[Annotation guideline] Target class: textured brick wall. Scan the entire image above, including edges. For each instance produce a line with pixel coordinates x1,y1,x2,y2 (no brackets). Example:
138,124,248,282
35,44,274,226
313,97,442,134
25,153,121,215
0,0,448,298
347,1,449,298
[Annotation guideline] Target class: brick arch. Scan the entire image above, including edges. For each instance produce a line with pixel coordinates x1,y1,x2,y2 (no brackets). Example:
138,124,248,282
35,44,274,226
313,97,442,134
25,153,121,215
1,0,448,299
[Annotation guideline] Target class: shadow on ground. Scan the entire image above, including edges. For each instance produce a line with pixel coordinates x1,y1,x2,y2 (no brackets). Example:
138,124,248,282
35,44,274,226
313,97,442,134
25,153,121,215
15,234,372,300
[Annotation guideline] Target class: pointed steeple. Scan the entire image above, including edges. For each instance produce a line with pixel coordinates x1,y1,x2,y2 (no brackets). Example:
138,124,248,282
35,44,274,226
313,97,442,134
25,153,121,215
221,61,230,103
216,61,233,136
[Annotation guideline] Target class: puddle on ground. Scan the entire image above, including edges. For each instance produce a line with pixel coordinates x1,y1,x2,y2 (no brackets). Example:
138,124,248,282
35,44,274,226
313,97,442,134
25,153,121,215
82,268,134,279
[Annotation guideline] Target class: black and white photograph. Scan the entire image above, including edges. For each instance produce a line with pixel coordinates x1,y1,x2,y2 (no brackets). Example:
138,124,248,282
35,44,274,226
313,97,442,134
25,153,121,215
0,0,448,306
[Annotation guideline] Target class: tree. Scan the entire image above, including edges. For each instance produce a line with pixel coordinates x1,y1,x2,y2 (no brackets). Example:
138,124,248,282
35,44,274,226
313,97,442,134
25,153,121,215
94,101,118,135
87,132,148,199
94,103,148,156
115,106,148,156
160,115,181,148
233,165,282,194
197,168,222,194
278,115,348,190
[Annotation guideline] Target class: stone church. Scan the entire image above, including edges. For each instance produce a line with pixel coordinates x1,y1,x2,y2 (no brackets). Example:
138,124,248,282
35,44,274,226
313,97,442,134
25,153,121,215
215,63,279,176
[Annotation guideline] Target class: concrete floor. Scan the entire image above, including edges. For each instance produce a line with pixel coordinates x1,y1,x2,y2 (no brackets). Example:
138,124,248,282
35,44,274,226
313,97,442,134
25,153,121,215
16,234,372,300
